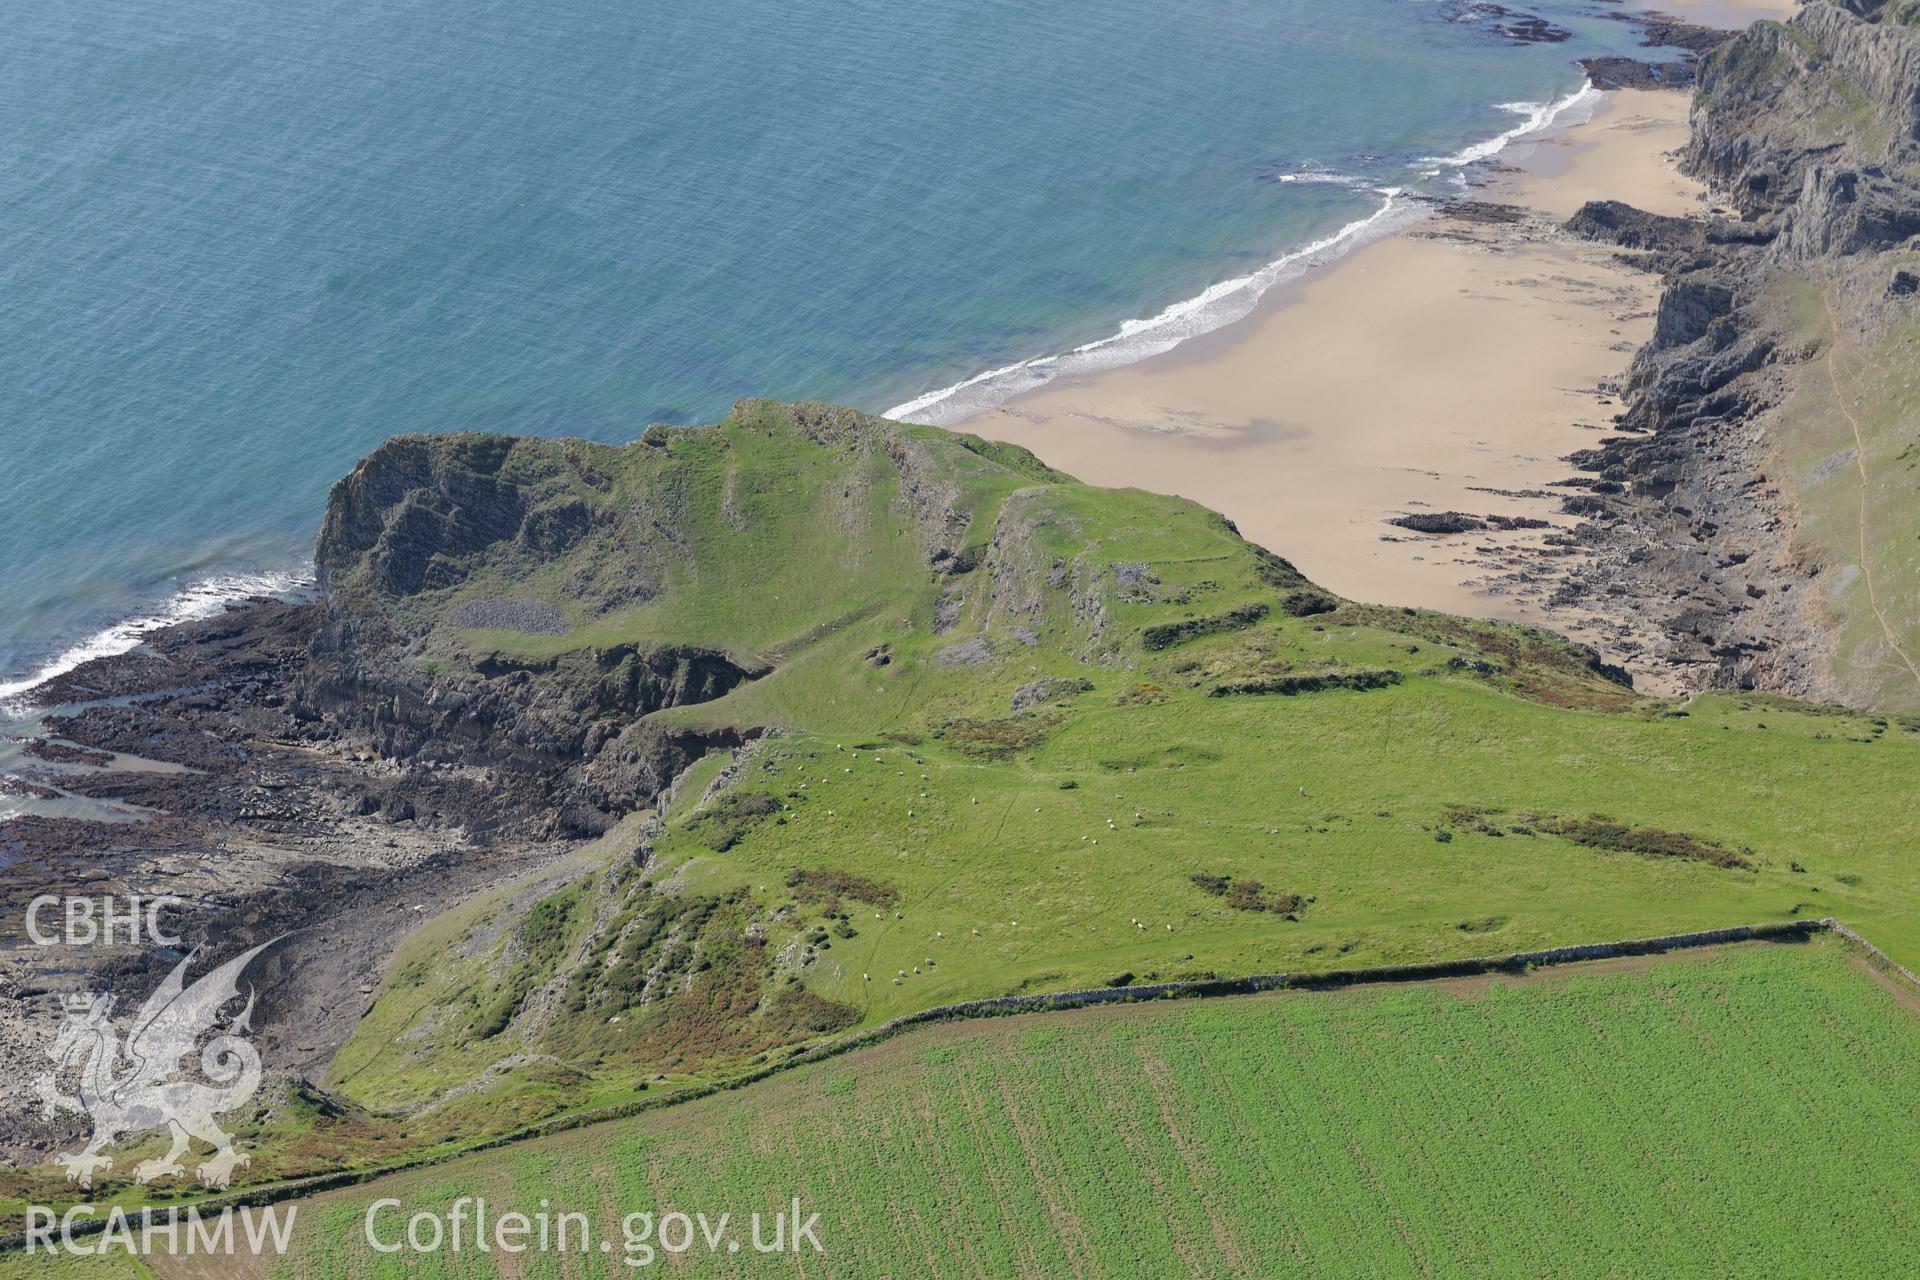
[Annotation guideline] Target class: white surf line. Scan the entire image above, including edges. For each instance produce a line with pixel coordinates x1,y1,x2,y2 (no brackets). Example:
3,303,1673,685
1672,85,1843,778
885,191,1416,427
886,79,1601,428
0,566,313,710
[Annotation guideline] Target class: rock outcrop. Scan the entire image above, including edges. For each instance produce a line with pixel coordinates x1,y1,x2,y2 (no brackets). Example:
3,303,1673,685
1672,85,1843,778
1549,0,1920,706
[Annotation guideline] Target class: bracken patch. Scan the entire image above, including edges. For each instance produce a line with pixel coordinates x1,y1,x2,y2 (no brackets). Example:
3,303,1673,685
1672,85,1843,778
935,711,1065,759
1524,815,1753,870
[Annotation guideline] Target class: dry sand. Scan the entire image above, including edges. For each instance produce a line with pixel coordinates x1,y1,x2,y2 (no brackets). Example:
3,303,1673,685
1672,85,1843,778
1651,0,1801,24
961,89,1706,649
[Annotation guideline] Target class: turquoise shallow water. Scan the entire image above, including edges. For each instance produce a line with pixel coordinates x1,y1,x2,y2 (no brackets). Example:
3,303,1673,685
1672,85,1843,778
0,0,1664,693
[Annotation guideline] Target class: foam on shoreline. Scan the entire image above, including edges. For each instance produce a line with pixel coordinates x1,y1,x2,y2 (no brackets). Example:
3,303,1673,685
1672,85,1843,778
0,565,313,710
1,79,1604,697
886,81,1598,427
885,191,1419,427
1421,82,1602,173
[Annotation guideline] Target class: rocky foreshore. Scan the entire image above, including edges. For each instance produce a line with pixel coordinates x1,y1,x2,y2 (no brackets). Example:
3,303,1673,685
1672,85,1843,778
1521,0,1920,707
0,598,561,1161
0,584,748,1160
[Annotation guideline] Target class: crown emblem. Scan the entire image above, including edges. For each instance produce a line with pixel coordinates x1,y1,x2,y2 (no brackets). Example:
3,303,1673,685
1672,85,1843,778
60,991,107,1014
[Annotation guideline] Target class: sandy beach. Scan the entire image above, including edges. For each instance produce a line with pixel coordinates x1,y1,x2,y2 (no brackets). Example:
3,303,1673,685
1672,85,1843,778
1656,0,1800,24
963,88,1705,651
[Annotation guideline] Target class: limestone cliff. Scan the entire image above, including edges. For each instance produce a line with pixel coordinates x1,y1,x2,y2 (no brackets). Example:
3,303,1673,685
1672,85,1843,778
1557,0,1920,711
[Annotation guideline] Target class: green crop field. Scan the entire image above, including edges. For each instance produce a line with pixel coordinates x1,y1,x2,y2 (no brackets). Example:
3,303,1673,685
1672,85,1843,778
12,937,1902,1279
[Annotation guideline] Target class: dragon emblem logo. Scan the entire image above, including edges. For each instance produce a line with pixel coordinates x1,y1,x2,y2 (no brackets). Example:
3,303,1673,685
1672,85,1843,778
32,939,279,1190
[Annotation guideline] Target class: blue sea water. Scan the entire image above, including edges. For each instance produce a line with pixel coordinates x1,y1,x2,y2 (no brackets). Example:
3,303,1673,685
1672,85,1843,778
0,0,1666,695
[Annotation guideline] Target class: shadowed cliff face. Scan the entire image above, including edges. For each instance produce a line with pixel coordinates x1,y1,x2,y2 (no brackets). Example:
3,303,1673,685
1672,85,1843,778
310,440,733,835
1689,1,1920,254
316,432,650,609
298,615,761,838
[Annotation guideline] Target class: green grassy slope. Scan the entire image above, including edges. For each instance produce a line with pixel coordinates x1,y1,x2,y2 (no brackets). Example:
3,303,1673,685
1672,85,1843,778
331,680,1920,1122
303,399,1920,1135
67,938,1911,1279
1761,264,1920,711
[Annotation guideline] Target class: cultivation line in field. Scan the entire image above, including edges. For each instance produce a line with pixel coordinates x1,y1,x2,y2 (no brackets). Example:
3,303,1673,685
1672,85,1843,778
9,914,1906,1252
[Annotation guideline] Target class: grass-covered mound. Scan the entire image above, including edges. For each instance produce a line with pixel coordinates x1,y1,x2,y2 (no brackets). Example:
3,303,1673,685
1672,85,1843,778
288,399,1920,1138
